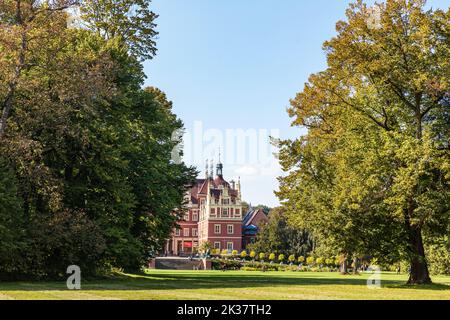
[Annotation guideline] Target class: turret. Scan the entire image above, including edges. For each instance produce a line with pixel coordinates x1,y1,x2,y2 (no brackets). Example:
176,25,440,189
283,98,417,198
237,177,242,200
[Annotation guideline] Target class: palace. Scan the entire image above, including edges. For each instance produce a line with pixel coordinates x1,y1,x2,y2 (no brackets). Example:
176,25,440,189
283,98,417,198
165,159,268,256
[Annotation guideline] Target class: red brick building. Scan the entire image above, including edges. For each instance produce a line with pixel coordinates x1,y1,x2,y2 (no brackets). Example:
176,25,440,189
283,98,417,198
166,160,245,256
242,208,269,248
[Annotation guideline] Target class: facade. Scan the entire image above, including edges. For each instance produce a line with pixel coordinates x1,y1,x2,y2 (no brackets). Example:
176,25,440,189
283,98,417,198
166,160,245,256
242,208,269,248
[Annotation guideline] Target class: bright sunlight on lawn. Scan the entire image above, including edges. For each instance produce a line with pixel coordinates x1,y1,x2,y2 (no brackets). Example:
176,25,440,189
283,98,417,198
0,270,449,300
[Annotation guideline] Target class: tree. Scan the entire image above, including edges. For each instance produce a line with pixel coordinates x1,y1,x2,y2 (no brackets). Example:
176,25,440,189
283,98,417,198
0,156,26,276
277,0,449,284
0,0,196,277
80,0,159,61
248,207,314,257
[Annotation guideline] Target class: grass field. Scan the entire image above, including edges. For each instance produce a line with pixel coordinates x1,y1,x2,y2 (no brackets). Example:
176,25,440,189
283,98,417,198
0,270,449,300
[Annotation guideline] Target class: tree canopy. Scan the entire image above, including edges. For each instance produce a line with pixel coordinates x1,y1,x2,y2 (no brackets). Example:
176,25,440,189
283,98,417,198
277,0,449,284
0,0,196,278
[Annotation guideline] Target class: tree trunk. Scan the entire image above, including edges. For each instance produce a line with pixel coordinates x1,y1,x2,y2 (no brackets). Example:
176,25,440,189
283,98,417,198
340,255,348,274
407,226,432,285
352,257,359,275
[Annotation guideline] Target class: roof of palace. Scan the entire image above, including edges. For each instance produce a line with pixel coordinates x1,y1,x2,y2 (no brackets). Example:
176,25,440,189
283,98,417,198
189,174,239,203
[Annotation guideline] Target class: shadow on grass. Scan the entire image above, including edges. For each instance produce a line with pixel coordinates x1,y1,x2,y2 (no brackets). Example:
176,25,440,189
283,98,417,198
0,271,448,292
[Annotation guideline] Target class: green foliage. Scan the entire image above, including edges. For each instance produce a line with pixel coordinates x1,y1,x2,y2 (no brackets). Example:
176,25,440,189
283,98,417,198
80,0,159,61
278,254,285,262
269,253,276,261
306,257,315,265
0,1,196,278
240,251,248,259
0,157,26,275
212,259,242,271
289,255,296,262
277,0,449,284
248,207,313,257
298,256,305,263
426,238,450,276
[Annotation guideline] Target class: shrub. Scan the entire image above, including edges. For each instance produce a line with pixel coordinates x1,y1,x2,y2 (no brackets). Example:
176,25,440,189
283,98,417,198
427,243,450,276
212,259,242,271
232,250,238,256
278,254,285,262
269,253,276,261
249,251,256,259
259,253,266,261
298,256,305,263
240,251,248,259
289,255,296,263
316,257,324,265
306,256,315,265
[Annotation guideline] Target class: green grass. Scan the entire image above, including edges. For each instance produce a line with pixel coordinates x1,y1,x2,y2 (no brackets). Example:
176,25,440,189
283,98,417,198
0,270,449,300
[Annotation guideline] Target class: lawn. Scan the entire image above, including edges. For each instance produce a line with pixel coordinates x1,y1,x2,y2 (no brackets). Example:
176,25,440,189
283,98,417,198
0,270,449,300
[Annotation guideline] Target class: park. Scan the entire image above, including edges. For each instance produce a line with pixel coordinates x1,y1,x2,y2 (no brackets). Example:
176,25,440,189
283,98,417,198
0,0,449,302
0,270,449,300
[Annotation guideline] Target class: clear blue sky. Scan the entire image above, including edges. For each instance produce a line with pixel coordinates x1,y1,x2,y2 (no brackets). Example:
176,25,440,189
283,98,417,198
143,0,446,208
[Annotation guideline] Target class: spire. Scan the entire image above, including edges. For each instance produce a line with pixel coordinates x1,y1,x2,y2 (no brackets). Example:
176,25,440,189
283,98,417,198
237,176,242,199
214,148,223,178
209,160,214,179
205,159,209,178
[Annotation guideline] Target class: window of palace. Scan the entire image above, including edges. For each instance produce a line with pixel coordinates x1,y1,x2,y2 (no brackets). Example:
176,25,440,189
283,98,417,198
222,208,229,217
192,212,198,221
227,225,234,235
227,242,233,251
183,228,189,237
214,224,221,234
175,229,181,236
192,228,198,236
214,242,220,250
184,213,189,221
222,199,230,205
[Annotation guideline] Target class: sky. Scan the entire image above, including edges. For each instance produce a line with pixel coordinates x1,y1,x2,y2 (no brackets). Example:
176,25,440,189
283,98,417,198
143,0,447,208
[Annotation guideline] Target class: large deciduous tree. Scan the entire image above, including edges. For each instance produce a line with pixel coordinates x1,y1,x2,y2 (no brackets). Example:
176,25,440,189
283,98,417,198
0,0,196,278
277,0,449,284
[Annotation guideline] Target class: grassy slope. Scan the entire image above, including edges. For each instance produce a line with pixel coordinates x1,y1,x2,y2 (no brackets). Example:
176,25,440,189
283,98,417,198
0,271,449,300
